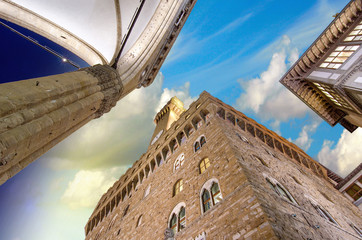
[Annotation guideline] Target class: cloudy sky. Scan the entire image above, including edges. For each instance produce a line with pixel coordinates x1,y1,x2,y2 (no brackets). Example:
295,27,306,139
0,0,361,239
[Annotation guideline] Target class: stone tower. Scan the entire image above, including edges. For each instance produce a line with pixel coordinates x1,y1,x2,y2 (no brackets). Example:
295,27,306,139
85,92,362,240
150,96,186,145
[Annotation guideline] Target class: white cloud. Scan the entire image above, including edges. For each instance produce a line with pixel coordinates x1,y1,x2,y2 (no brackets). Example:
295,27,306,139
44,73,197,170
156,81,197,112
289,119,321,151
318,128,362,177
44,73,164,170
61,167,127,209
235,36,310,126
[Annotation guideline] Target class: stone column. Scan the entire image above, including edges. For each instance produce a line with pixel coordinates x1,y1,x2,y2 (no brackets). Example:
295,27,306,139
0,65,122,185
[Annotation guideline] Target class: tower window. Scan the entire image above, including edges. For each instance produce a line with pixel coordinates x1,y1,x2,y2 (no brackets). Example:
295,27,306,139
173,179,183,197
194,136,206,152
168,203,186,234
194,142,201,152
200,179,223,213
136,215,143,227
211,182,222,205
266,178,297,204
253,155,268,167
170,213,177,233
202,190,212,213
174,153,185,171
123,205,130,217
200,136,206,147
144,185,151,198
217,108,225,119
350,223,362,237
236,133,249,144
314,205,338,225
177,131,186,145
199,158,210,174
178,207,186,230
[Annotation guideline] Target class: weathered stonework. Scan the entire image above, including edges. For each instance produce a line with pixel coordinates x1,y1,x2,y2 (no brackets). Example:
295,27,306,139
0,65,121,185
85,92,362,240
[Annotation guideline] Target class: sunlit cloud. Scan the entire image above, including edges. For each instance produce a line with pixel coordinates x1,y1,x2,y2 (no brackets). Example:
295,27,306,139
61,167,126,209
43,73,198,172
289,118,322,151
156,81,197,112
318,128,362,177
43,73,164,170
55,76,198,210
235,36,310,128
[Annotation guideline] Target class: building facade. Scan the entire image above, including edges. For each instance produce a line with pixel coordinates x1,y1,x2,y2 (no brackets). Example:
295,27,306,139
280,0,362,132
85,92,361,240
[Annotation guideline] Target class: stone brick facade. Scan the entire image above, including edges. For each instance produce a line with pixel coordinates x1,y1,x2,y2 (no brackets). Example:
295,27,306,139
85,92,362,240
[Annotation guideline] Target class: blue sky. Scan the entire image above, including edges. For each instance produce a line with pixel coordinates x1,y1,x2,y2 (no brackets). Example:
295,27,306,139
0,0,361,239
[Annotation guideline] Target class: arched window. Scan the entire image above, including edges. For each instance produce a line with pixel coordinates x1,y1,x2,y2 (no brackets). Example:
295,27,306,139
178,207,186,230
217,108,225,119
144,185,151,198
173,179,183,197
174,153,185,171
350,223,362,237
266,178,275,190
123,205,130,217
194,136,206,152
275,183,294,202
265,177,297,204
199,158,210,174
236,133,249,144
136,215,143,227
253,155,268,167
168,203,186,234
194,141,201,152
314,205,338,225
202,190,212,213
200,136,206,147
200,178,223,214
211,182,222,204
169,213,177,233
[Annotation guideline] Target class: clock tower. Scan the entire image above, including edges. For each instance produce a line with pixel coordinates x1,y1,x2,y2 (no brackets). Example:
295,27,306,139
150,97,185,145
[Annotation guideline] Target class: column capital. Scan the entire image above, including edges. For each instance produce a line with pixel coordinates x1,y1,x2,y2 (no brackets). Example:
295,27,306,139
83,65,123,118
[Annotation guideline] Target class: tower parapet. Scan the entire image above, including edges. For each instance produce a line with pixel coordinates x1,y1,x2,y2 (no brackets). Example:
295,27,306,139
150,96,186,145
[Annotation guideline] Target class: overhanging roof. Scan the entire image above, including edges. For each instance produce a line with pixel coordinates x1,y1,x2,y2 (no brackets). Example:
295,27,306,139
279,0,362,132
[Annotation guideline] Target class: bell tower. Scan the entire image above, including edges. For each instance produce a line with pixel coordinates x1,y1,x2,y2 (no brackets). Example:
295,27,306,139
150,97,185,145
